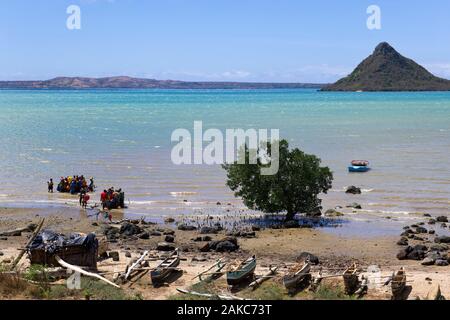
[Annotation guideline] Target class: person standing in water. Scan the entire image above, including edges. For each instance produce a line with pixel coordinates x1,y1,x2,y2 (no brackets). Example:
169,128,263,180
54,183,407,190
47,179,54,193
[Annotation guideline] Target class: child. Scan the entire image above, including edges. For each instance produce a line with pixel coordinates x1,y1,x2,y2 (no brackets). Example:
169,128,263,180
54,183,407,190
47,179,54,193
82,193,90,209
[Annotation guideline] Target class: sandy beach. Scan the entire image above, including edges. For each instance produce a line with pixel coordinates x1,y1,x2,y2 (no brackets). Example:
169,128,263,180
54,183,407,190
1,206,448,300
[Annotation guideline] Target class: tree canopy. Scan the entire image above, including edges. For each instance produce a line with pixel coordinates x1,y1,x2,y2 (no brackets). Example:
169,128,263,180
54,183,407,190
223,140,333,221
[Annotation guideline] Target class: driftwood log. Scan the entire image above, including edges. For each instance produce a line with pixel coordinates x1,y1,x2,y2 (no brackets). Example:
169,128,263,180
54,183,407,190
176,288,245,300
9,218,45,271
55,255,120,288
249,266,278,290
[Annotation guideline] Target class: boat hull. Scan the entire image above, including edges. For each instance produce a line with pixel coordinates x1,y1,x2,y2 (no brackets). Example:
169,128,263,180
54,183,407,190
348,166,370,173
226,259,256,286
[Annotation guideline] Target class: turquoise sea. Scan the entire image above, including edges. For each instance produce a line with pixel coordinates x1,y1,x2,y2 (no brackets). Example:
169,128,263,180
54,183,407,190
0,89,449,222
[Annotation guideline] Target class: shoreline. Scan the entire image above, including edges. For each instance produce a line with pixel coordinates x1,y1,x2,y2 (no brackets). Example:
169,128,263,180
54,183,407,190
1,205,449,300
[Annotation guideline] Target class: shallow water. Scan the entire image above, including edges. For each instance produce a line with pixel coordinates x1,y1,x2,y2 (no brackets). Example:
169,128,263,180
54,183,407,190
0,89,449,222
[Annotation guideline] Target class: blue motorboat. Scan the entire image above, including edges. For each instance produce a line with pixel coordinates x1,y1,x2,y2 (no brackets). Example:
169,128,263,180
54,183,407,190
348,160,371,173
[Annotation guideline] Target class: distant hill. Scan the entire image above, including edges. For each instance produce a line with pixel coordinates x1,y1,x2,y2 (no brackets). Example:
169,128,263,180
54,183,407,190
322,42,450,92
0,76,323,90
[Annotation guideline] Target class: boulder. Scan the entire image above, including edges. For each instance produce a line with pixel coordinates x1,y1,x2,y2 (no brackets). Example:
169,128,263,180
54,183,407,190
397,246,412,260
435,259,449,267
429,230,436,235
201,237,239,252
138,232,150,240
150,231,162,236
346,186,362,195
119,222,142,236
296,252,320,265
428,219,436,225
325,209,344,217
102,225,120,241
434,236,450,244
414,244,428,251
156,242,176,251
108,251,120,261
423,213,432,217
177,224,197,231
164,235,175,243
397,238,409,246
199,226,219,234
346,203,362,209
436,216,448,223
164,217,175,223
192,236,212,242
124,251,132,258
415,226,428,234
163,229,175,236
0,251,3,256
251,225,261,231
430,244,448,252
283,220,300,229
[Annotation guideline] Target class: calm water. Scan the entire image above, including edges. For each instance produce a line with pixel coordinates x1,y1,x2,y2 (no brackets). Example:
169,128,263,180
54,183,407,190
0,89,449,220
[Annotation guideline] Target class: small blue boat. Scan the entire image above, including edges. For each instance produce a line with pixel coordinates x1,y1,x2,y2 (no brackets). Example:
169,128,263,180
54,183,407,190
348,160,371,173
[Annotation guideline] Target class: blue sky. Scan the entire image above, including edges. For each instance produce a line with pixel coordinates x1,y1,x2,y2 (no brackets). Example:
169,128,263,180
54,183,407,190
1,0,450,82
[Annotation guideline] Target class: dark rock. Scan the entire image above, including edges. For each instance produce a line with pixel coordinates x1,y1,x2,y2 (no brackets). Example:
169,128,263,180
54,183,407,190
414,244,428,251
434,236,450,244
163,229,175,236
324,209,344,217
346,186,362,195
306,208,322,217
428,230,436,235
0,251,3,256
215,241,238,252
441,223,448,228
177,224,197,231
397,238,409,246
415,227,428,234
435,259,449,267
156,242,176,251
0,237,7,241
125,252,132,258
199,226,219,234
150,231,162,236
423,213,431,217
346,203,362,209
407,249,425,261
283,220,300,229
108,251,120,261
296,252,320,265
428,219,436,225
164,217,175,223
430,244,448,251
119,222,142,236
102,225,120,241
192,236,212,242
138,232,150,240
413,236,425,241
436,216,448,223
91,222,99,227
251,225,261,231
164,235,175,243
201,237,239,252
397,246,413,260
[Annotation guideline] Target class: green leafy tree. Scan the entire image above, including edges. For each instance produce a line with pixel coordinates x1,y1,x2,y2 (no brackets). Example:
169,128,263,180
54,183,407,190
223,139,333,221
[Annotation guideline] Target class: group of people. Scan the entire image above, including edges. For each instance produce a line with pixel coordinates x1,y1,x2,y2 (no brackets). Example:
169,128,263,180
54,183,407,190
100,188,125,210
54,175,95,195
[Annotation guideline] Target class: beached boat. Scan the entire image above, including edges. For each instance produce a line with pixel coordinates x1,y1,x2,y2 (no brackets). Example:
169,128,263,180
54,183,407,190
391,268,406,298
226,256,257,286
283,262,311,290
348,160,371,173
150,249,180,284
343,263,360,294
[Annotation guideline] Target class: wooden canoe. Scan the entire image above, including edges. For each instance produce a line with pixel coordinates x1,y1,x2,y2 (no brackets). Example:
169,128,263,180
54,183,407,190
283,262,311,290
150,249,180,284
226,256,256,286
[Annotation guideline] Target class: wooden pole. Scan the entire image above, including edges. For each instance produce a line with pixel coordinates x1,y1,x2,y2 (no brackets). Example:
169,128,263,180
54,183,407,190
9,218,45,271
249,266,278,290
